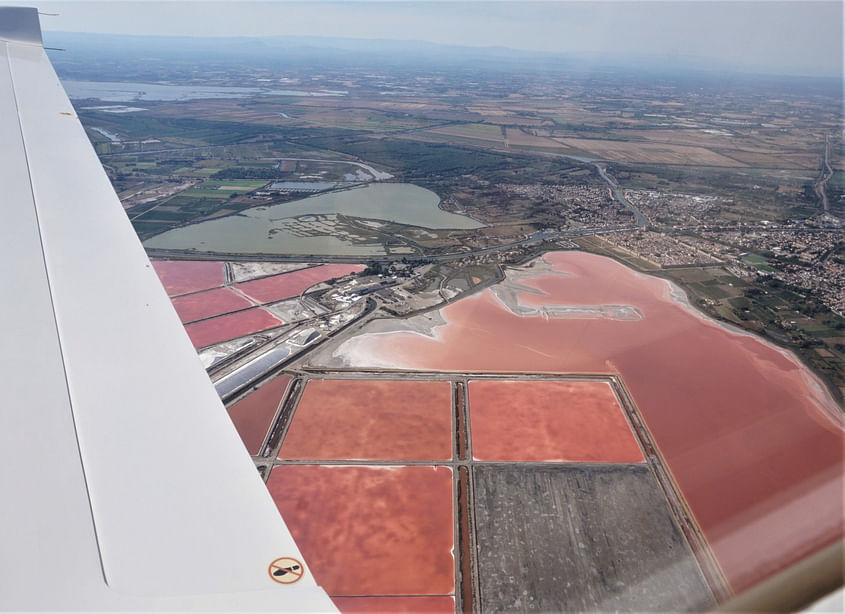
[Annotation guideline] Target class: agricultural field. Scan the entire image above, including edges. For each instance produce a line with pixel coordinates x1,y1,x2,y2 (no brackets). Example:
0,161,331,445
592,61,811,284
427,123,505,145
554,137,744,166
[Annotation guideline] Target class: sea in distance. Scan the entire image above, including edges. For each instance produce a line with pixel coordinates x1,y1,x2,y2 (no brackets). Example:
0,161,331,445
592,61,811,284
63,79,347,102
144,183,482,256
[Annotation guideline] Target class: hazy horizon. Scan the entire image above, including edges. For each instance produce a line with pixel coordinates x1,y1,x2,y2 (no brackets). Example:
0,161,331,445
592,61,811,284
2,1,841,78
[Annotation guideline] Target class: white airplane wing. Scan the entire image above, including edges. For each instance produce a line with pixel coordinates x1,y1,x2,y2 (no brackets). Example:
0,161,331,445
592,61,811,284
0,7,335,610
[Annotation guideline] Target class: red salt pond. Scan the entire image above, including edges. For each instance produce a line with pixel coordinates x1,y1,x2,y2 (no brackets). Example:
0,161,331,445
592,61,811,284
235,264,364,304
226,375,291,455
170,287,254,324
327,251,843,593
468,380,643,462
151,260,224,296
267,465,454,597
183,307,281,348
280,379,453,461
331,596,455,613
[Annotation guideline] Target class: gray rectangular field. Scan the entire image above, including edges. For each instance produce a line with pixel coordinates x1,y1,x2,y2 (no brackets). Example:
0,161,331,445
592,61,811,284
472,464,714,613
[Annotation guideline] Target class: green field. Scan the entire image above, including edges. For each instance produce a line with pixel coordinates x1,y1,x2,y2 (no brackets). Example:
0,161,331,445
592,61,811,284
182,192,230,200
690,282,732,299
742,252,776,272
197,179,267,190
172,166,219,176
829,171,845,187
178,179,268,199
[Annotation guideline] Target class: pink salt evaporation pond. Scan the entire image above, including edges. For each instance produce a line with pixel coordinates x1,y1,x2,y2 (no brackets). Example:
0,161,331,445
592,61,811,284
267,465,454,598
321,250,844,593
235,264,364,303
151,260,225,296
280,379,453,461
183,307,281,348
226,374,291,455
468,380,643,462
170,287,254,324
331,596,455,613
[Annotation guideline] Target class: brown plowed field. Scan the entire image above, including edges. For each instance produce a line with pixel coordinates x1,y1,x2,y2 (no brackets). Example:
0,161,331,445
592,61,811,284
280,379,453,461
468,380,643,462
555,137,744,166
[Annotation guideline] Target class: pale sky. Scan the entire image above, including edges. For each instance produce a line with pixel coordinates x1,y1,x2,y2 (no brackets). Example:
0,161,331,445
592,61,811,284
4,1,842,77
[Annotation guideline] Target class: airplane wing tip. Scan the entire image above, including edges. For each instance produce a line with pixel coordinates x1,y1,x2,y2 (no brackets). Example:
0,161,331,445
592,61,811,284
0,6,43,47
